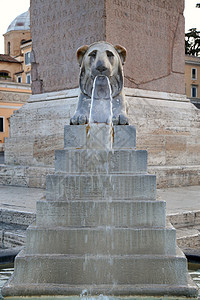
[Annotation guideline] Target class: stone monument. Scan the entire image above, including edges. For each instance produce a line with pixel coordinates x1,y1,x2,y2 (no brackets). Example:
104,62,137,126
30,0,185,95
70,42,128,125
2,42,198,299
1,0,200,190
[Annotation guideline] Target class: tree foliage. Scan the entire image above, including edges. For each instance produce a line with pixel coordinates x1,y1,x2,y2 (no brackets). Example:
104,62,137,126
185,28,200,56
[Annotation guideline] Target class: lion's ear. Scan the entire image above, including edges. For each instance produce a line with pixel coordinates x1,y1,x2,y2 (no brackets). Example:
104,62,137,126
77,45,89,67
114,45,127,65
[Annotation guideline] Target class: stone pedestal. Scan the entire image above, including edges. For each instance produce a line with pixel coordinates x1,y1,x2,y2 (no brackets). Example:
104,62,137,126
2,88,200,189
2,125,198,298
3,0,199,190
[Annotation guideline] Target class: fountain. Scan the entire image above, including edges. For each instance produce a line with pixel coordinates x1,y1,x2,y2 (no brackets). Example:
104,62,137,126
2,42,199,299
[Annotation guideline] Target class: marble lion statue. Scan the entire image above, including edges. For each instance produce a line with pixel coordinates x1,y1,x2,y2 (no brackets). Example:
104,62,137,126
70,41,129,125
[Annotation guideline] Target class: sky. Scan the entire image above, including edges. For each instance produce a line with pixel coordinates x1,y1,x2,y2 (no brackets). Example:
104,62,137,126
0,0,200,54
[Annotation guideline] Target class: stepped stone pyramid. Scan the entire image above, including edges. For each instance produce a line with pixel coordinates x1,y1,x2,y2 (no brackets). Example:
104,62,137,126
3,124,198,298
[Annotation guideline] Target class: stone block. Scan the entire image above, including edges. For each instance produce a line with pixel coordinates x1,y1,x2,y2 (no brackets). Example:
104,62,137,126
36,200,166,228
64,125,87,149
137,133,166,166
168,210,200,229
55,149,147,174
87,124,112,150
64,125,136,150
0,209,35,226
26,225,176,255
33,134,64,166
4,137,34,165
3,232,25,248
11,249,188,286
148,165,200,189
0,165,54,188
46,174,156,201
113,125,136,149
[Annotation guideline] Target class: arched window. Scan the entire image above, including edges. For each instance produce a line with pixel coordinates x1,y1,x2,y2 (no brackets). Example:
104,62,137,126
8,42,10,55
0,71,9,78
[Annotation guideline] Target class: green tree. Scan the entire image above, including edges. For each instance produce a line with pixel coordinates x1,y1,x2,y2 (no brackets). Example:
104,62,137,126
185,28,200,56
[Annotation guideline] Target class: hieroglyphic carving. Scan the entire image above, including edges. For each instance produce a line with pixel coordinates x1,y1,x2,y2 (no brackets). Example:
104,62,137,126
31,0,105,93
30,0,185,95
105,0,184,91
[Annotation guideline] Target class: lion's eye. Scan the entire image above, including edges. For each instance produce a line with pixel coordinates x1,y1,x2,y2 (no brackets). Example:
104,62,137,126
89,50,97,58
106,51,114,58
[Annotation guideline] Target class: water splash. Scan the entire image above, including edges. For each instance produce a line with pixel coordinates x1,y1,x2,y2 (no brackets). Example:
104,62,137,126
80,290,111,300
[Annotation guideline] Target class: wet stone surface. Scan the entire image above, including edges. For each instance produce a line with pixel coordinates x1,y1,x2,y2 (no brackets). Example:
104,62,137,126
0,266,14,299
0,223,27,248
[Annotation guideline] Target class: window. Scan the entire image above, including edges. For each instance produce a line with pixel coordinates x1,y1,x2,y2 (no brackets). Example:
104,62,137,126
17,76,22,83
0,72,9,77
25,52,31,65
191,86,197,98
192,68,197,80
26,73,31,84
8,42,10,55
0,118,4,132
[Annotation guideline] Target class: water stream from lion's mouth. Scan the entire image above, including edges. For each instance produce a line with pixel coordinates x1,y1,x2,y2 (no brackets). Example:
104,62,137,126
89,75,112,125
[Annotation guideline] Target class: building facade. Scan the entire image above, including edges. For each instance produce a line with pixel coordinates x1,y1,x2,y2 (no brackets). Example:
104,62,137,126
0,10,31,147
0,81,31,144
185,54,200,109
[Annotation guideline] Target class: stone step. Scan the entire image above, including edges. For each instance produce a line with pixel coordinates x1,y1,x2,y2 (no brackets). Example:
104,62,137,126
11,249,188,286
0,164,54,188
64,125,136,150
55,149,147,174
25,225,176,255
46,174,156,201
2,281,198,298
36,200,166,228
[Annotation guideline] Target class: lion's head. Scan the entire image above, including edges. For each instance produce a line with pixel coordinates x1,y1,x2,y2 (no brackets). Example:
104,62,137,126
77,41,126,98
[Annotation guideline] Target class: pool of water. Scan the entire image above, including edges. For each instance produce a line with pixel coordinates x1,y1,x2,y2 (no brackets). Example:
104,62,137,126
0,264,14,299
189,264,200,289
0,266,200,299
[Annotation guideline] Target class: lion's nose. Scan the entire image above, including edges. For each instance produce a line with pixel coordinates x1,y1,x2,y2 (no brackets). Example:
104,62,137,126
96,64,107,73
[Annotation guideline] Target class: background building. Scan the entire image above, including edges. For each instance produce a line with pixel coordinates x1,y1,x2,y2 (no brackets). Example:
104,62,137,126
185,54,200,109
0,10,31,148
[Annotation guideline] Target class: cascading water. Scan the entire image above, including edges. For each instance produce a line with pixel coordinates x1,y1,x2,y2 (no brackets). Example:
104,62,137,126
89,75,113,126
2,41,198,299
87,75,113,151
87,75,114,202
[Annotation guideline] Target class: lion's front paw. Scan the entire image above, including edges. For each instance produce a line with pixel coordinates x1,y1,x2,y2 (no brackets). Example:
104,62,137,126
70,114,88,125
78,115,88,125
112,114,129,125
119,114,129,125
70,115,78,125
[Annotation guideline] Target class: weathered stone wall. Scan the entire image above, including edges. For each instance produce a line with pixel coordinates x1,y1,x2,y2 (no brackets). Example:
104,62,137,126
128,90,200,167
2,88,200,188
0,90,30,103
106,0,185,94
30,0,185,95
